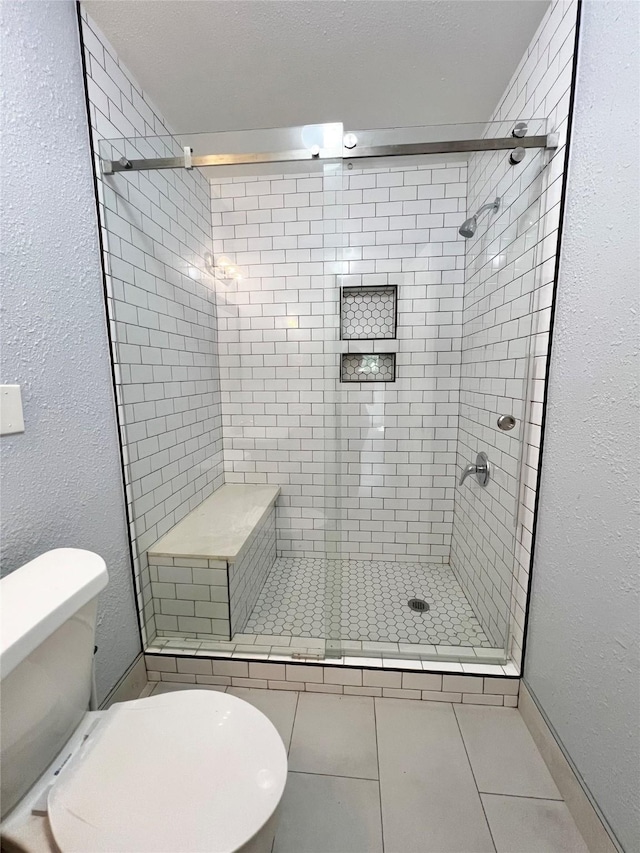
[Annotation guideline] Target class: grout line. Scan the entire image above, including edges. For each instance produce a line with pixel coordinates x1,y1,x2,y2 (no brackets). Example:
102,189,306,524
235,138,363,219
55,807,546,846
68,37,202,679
452,703,498,853
151,683,230,696
372,697,386,853
288,690,301,757
478,791,564,803
288,687,301,757
287,770,380,783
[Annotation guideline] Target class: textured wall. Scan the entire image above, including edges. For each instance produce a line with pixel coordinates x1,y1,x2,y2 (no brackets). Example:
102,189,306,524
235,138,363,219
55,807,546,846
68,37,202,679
524,2,640,851
0,0,140,700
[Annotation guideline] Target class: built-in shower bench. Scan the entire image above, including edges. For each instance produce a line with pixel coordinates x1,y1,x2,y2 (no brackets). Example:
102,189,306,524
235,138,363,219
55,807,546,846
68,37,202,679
147,484,280,640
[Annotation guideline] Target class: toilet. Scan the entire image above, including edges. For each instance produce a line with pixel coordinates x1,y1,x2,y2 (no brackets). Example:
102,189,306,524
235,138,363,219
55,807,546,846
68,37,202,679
0,549,288,853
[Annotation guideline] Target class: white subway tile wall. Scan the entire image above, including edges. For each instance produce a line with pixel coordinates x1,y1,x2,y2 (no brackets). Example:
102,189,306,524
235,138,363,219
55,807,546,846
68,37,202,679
450,1,578,661
149,556,230,638
229,506,277,635
212,165,343,560
211,163,467,562
81,11,224,644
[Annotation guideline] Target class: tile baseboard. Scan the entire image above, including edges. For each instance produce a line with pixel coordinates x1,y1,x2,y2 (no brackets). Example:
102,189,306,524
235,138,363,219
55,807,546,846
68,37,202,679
519,683,620,853
143,653,520,705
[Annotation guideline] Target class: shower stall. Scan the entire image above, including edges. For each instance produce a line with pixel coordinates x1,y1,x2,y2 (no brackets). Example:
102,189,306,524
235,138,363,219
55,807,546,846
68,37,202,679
98,118,557,670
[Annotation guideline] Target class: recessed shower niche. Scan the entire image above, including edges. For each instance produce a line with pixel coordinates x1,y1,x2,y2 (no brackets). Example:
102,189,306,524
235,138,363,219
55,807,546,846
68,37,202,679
340,284,398,340
340,352,396,383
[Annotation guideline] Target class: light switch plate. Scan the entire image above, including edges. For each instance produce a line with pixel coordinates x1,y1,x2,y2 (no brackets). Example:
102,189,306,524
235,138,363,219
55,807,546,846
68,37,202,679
0,385,25,435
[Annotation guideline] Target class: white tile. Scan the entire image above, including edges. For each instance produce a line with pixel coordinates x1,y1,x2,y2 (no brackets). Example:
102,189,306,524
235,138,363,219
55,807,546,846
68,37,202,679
376,697,494,852
151,682,226,695
248,661,286,681
323,667,362,686
286,664,323,683
454,705,561,799
402,672,443,691
268,680,304,691
344,685,382,697
273,772,383,853
482,794,589,853
305,683,342,695
289,693,378,779
245,558,488,650
463,693,503,706
381,687,421,700
422,690,462,703
211,660,248,678
484,676,520,695
159,673,195,684
144,655,176,672
231,677,267,689
176,658,212,675
363,669,401,689
443,674,483,693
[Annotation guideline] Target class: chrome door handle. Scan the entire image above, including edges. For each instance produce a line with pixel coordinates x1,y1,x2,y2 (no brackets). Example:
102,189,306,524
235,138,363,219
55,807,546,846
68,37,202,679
459,452,491,487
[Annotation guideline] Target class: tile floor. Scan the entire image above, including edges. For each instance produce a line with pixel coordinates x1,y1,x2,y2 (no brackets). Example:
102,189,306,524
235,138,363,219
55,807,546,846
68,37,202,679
148,682,588,852
245,557,492,647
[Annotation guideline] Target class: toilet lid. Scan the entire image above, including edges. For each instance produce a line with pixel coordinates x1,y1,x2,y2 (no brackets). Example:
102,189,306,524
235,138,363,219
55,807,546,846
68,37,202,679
47,690,288,853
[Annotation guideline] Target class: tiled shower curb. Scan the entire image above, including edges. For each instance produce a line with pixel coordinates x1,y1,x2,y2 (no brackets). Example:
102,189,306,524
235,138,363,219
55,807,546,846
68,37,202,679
144,654,520,707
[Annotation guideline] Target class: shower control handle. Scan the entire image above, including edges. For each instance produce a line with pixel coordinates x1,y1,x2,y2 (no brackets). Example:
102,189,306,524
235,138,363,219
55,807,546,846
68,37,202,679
459,452,491,487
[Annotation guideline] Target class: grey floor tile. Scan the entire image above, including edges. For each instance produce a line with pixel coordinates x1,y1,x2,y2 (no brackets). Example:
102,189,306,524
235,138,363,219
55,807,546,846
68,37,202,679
455,705,562,799
482,794,589,852
289,692,378,779
150,682,228,695
273,772,383,853
227,686,298,751
376,697,495,853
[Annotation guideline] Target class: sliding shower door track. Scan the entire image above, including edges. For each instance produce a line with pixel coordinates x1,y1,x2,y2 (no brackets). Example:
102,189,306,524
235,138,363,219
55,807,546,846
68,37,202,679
102,133,556,174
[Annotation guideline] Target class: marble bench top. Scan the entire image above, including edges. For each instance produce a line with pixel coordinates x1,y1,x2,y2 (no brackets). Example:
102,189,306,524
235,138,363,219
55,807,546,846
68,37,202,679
148,484,280,563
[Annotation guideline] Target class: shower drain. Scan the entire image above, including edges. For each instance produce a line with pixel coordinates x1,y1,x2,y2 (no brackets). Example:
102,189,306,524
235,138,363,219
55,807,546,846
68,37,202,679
408,598,430,613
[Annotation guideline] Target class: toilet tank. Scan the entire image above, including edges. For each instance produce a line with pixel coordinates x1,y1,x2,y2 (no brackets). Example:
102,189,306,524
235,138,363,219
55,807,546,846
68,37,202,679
0,549,108,819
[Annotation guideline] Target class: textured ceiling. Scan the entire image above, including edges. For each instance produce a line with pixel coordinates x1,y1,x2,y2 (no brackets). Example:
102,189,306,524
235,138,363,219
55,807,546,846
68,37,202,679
83,0,549,134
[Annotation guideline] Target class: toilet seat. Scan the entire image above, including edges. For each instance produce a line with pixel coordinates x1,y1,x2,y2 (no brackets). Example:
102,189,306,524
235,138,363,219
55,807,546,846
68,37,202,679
46,690,288,853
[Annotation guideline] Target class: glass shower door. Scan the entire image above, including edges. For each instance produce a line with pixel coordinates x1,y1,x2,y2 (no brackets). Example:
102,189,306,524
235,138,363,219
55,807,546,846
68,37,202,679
452,124,549,668
192,124,346,657
99,124,345,656
98,118,549,667
326,122,547,667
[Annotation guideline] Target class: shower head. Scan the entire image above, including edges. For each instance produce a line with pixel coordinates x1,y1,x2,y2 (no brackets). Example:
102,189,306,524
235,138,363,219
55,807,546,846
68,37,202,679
459,216,477,238
459,197,501,239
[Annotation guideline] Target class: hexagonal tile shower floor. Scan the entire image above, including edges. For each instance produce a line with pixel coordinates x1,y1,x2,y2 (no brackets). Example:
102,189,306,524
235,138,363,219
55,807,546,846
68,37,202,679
244,557,491,647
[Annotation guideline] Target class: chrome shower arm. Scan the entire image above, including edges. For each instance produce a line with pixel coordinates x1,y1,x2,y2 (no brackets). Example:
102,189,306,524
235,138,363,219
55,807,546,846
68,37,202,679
475,198,500,218
458,198,501,238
